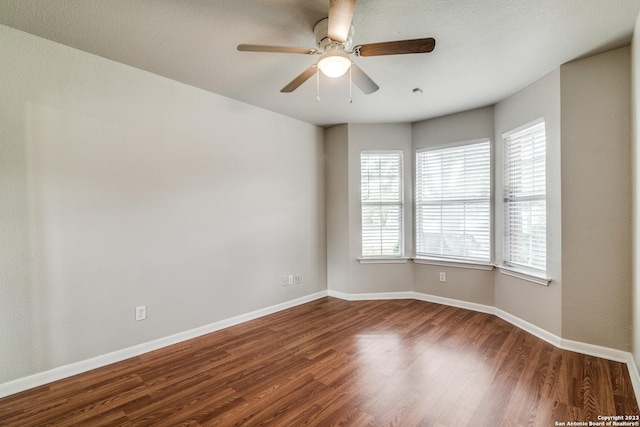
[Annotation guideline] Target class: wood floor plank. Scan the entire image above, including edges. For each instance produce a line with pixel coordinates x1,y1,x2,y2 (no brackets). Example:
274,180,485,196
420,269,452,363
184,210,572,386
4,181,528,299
0,297,637,426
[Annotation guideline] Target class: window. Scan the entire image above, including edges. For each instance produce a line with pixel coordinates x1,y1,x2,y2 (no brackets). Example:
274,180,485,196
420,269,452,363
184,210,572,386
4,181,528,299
415,140,491,262
503,119,546,271
361,151,403,257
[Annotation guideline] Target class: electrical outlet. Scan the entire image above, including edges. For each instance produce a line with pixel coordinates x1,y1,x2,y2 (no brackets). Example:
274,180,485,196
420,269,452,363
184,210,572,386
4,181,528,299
282,275,289,286
135,305,147,321
439,272,446,282
295,274,302,284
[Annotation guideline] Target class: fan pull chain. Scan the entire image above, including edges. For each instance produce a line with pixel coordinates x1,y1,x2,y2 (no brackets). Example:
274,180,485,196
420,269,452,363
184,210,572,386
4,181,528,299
349,63,353,104
316,66,320,102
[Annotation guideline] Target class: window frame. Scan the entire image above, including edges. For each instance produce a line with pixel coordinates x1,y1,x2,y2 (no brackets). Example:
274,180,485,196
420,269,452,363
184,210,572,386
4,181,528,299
414,138,492,265
359,150,405,260
501,118,547,275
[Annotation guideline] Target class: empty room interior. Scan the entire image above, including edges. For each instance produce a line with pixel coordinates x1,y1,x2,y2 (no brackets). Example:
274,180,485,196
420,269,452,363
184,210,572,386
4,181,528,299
3,0,640,425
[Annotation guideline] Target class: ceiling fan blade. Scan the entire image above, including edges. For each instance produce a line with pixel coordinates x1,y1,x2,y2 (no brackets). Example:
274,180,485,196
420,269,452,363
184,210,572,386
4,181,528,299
281,65,317,93
238,44,317,55
328,0,357,43
354,38,436,57
350,63,379,95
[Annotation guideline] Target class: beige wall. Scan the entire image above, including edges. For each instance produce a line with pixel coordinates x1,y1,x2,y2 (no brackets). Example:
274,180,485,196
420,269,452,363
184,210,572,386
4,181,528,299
494,69,563,336
0,30,34,387
412,107,496,307
347,124,414,294
0,24,326,384
3,17,637,390
325,125,350,293
633,11,640,370
326,48,633,352
561,47,632,350
325,123,414,295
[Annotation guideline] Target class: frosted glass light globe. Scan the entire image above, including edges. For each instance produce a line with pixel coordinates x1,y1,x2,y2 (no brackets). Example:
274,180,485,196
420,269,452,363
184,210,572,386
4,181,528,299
317,53,351,78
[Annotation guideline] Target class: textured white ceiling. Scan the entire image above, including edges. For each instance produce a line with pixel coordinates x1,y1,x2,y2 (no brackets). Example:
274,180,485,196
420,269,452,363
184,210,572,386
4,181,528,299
1,0,638,127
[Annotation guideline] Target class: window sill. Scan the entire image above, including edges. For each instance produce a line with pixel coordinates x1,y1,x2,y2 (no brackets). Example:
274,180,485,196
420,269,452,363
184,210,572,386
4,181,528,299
412,257,495,271
498,266,551,286
358,257,551,286
358,257,411,264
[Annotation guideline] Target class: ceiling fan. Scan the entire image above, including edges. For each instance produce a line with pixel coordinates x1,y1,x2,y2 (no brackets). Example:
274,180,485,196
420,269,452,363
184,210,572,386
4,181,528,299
237,0,436,95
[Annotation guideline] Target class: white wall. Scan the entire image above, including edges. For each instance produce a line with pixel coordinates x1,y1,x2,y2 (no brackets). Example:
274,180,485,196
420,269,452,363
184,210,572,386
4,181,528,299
0,24,326,384
494,69,563,336
560,46,633,351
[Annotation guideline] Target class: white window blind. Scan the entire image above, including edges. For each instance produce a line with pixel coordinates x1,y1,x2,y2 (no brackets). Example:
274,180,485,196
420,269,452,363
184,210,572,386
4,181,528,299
415,140,491,262
361,151,403,257
503,119,546,271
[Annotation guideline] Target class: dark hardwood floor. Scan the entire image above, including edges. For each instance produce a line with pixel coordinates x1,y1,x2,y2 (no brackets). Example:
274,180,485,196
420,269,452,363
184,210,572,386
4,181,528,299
0,297,637,426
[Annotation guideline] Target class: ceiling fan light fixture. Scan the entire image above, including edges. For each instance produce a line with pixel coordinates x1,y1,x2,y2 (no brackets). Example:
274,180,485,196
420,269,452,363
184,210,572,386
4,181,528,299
237,1,435,95
317,52,351,78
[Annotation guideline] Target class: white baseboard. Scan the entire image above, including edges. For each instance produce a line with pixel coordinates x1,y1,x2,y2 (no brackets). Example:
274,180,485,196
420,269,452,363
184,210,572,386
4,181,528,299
626,357,640,403
410,291,495,315
328,289,640,404
3,288,640,406
0,290,328,399
494,307,562,348
327,289,415,301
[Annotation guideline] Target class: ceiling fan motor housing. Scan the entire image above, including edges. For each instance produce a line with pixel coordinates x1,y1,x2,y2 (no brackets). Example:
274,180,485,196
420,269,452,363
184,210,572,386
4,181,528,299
314,17,354,51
